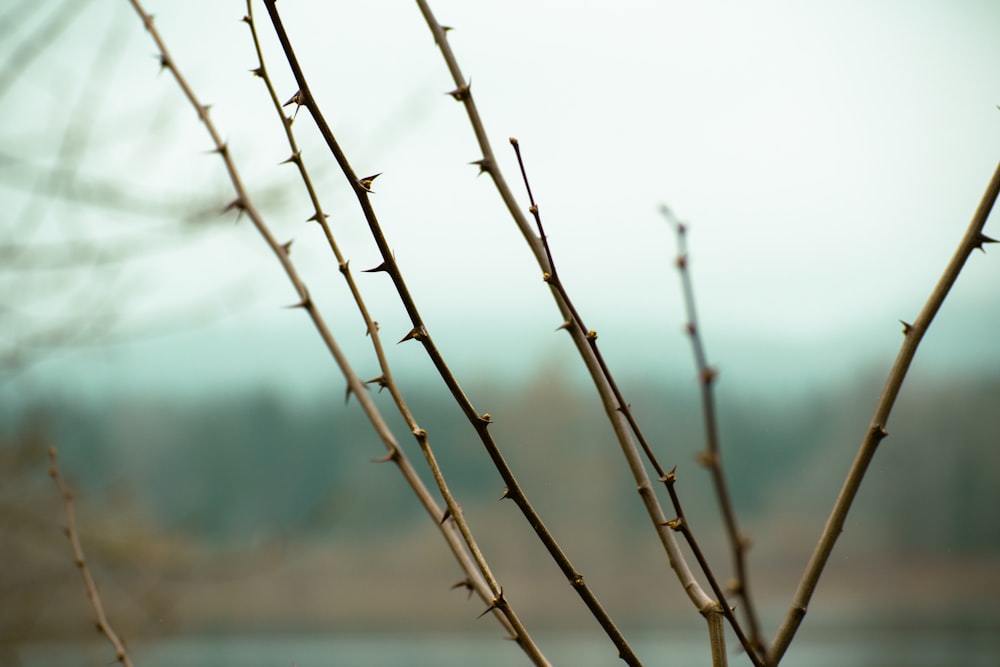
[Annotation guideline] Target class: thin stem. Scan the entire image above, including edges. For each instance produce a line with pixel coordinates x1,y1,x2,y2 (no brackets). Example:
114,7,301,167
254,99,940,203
125,0,523,651
263,3,637,664
662,206,765,656
412,0,720,623
48,447,134,667
767,159,1000,665
511,139,761,666
243,1,525,647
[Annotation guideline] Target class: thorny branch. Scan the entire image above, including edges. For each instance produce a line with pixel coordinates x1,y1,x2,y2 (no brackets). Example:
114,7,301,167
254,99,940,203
48,447,135,667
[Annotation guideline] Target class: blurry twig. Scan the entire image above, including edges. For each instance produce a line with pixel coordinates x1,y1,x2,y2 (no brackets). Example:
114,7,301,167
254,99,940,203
47,447,135,667
660,204,765,656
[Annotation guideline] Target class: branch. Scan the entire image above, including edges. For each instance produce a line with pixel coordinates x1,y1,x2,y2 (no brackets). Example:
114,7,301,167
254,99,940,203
511,140,766,666
48,447,134,667
661,205,765,656
262,3,638,664
767,158,1000,665
411,0,721,625
242,0,525,647
124,0,528,653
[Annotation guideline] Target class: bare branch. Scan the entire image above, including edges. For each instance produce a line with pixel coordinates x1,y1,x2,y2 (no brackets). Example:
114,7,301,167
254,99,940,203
768,158,1000,665
47,447,134,667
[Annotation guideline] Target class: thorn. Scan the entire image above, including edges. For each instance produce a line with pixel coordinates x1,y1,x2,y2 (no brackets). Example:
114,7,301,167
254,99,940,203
433,25,453,46
973,232,997,252
281,239,294,255
398,326,426,344
450,579,475,599
358,173,381,192
365,375,388,392
283,90,304,119
249,66,264,78
365,321,380,336
362,261,388,274
660,466,678,485
284,287,311,310
499,488,511,501
306,211,328,224
240,15,251,25
872,423,889,441
663,517,683,531
555,320,572,332
439,507,452,525
211,141,228,156
344,384,353,404
469,158,492,176
280,151,302,166
222,198,245,214
338,260,350,274
446,81,471,101
477,589,504,619
371,447,399,464
899,320,913,335
157,54,170,73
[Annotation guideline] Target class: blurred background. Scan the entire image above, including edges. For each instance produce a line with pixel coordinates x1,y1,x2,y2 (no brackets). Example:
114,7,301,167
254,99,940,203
2,1,999,665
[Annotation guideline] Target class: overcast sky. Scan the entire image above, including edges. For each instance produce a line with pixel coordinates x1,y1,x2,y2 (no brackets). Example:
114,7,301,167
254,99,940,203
3,0,999,400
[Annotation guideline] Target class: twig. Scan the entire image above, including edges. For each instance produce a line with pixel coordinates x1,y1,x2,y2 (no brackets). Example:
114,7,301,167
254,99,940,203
262,3,638,664
412,0,714,611
411,4,754,664
242,1,527,650
767,158,1000,665
661,205,765,656
47,447,135,667
123,0,528,655
511,139,765,666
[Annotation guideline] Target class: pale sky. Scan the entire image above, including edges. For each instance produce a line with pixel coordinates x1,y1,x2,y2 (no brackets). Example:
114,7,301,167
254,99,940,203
3,0,999,399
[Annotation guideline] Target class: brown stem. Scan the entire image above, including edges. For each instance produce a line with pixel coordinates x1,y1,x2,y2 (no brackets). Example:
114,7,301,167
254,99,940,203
662,206,765,657
411,0,720,625
510,137,760,666
767,159,1000,665
262,2,637,664
48,447,134,667
126,0,530,654
241,2,524,645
